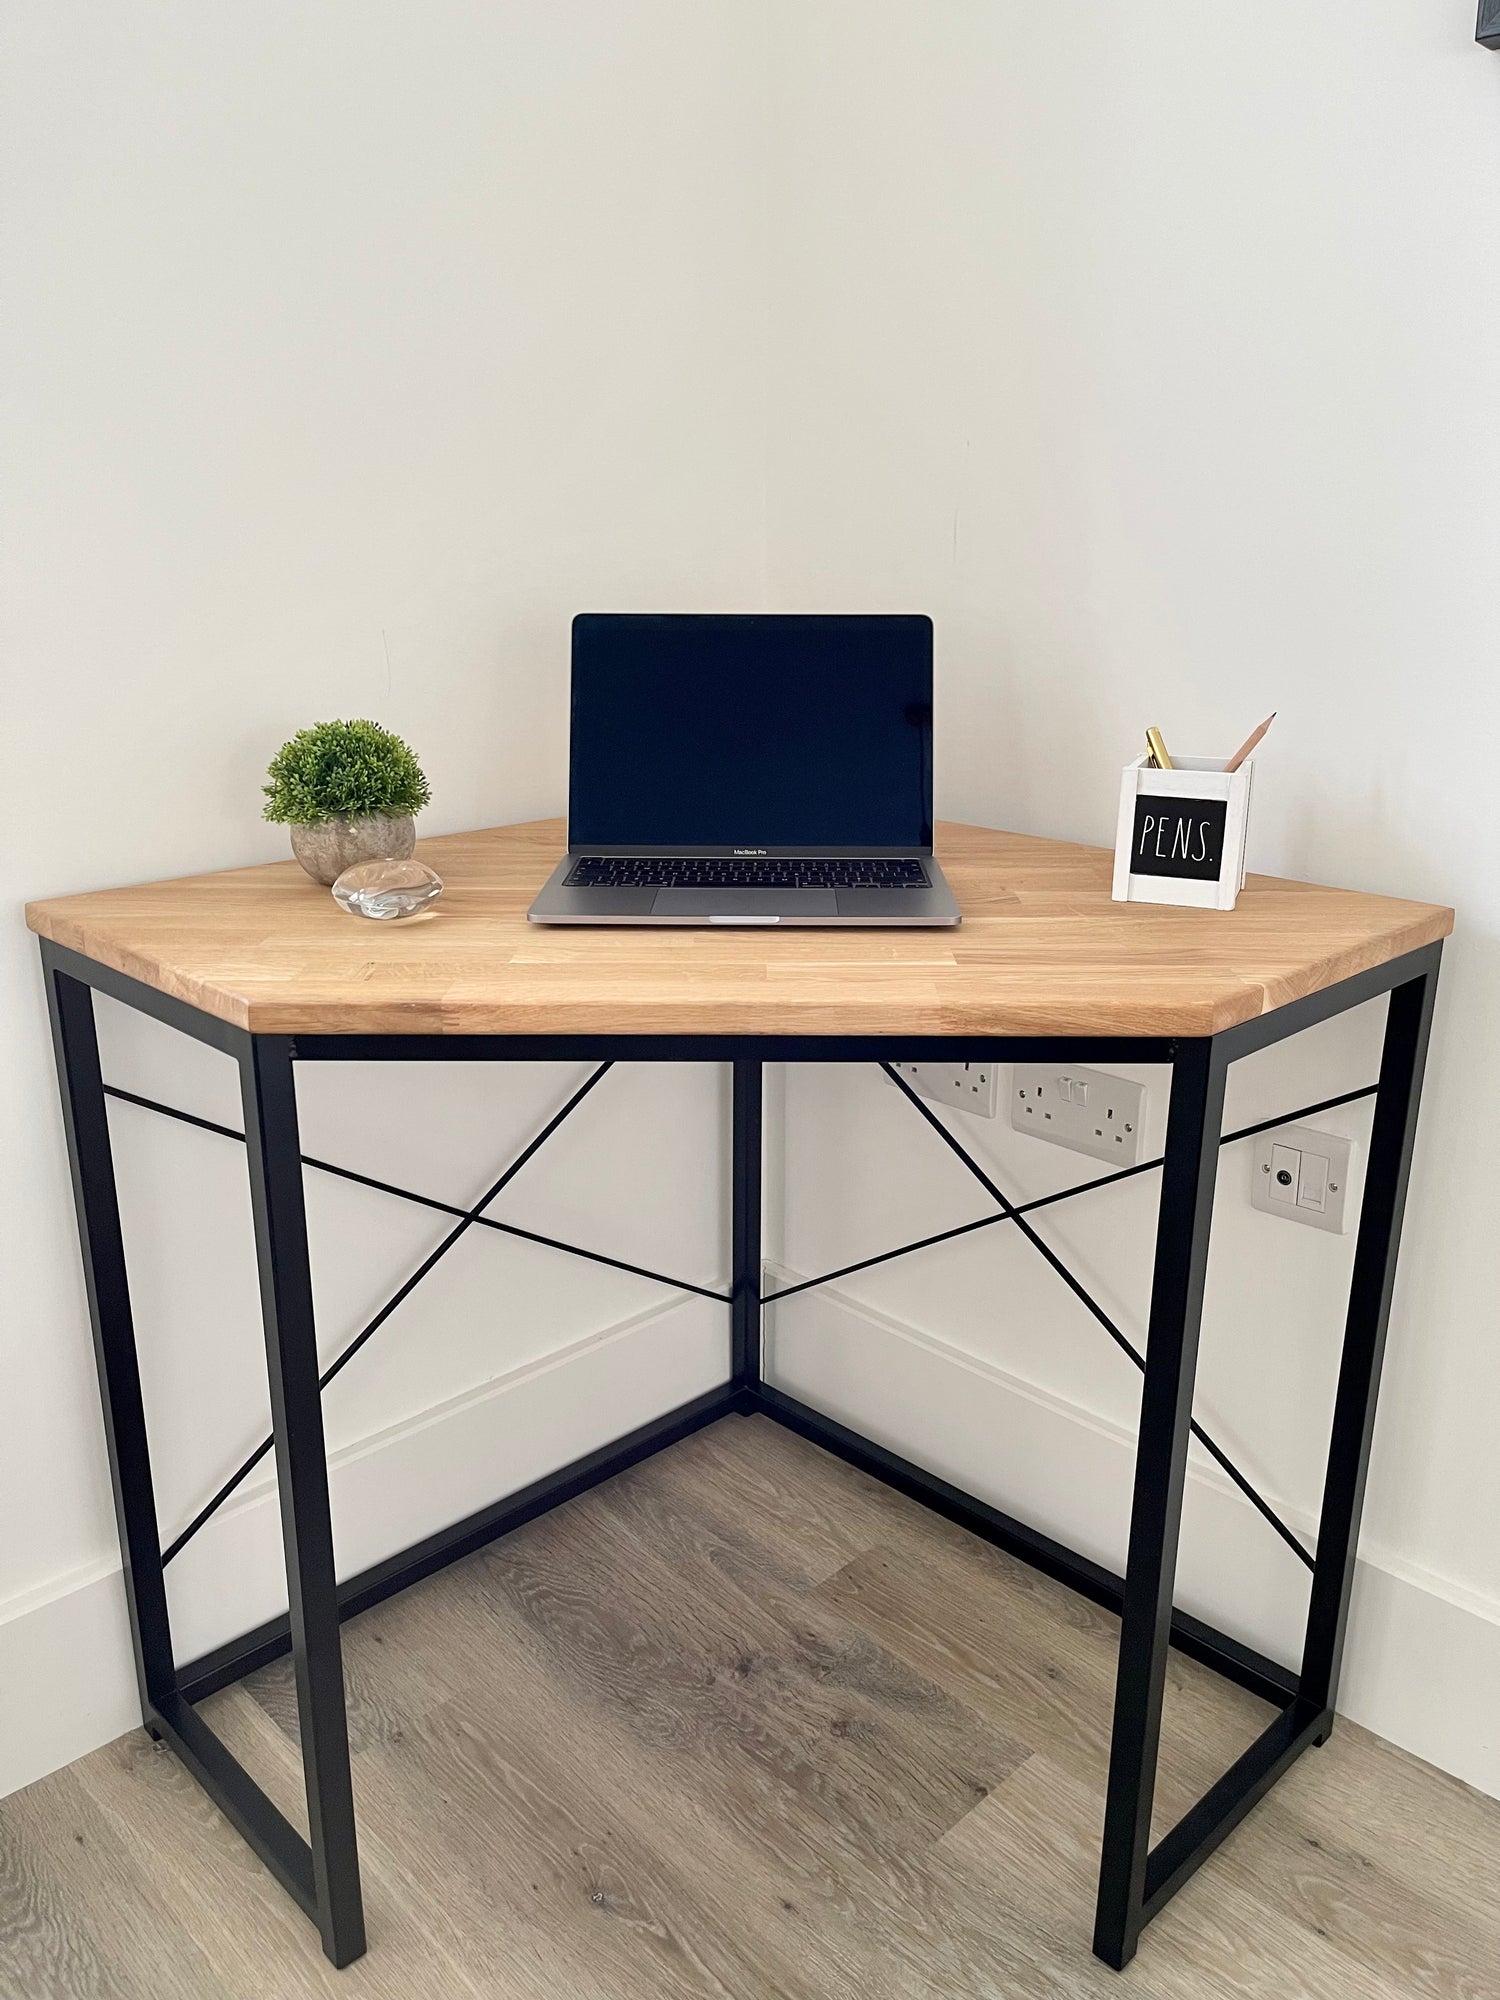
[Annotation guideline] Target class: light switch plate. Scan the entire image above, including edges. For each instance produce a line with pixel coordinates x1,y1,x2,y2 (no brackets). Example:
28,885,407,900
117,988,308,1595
1010,1064,1146,1166
1251,1124,1352,1234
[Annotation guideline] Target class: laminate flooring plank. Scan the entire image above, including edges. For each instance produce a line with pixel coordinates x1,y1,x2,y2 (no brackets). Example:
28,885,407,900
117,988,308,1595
812,1521,1499,1995
591,1460,1028,1815
697,1420,1274,1807
816,1540,1272,1831
308,1483,1145,2000
933,1751,1427,2000
469,1509,1001,1936
481,1479,1020,1860
1243,1722,1500,1943
504,1479,1175,2000
5,1419,1499,2000
346,1648,878,2000
673,1414,1067,1591
699,1418,1145,1675
347,1690,776,2000
1143,1742,1500,2000
0,1765,200,2000
77,1695,481,2000
206,1681,584,2000
263,1435,1114,1997
239,1603,453,1763
268,1571,936,1995
243,1420,1500,2000
245,1568,848,2000
698,1421,1273,1811
637,1416,916,1585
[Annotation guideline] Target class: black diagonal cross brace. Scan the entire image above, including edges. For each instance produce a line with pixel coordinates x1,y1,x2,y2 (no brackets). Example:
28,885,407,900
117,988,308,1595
101,1065,731,1566
112,1057,1370,1577
863,1061,1346,1571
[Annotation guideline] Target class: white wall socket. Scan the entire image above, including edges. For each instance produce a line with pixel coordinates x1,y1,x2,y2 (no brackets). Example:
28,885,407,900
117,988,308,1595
887,1061,1000,1119
1251,1124,1352,1234
1010,1064,1147,1166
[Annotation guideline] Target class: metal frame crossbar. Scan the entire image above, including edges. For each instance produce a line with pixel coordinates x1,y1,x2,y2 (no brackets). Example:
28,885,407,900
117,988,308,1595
117,1064,1380,1579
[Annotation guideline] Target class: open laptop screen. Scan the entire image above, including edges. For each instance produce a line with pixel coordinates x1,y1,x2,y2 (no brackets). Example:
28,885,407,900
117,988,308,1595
569,613,933,851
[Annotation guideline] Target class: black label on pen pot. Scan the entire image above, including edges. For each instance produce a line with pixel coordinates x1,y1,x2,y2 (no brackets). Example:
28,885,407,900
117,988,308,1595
1130,797,1227,881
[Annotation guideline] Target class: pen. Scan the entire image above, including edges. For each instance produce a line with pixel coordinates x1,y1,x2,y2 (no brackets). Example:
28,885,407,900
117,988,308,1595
1145,726,1173,771
1224,712,1276,773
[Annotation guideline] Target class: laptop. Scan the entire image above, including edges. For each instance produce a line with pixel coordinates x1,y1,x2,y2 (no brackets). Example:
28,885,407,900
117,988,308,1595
528,612,960,927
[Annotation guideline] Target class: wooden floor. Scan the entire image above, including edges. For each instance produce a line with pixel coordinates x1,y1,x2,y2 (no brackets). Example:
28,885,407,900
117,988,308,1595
3,1417,1498,2000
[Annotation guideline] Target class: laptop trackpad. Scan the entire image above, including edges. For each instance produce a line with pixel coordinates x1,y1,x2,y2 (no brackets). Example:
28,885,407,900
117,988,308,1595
651,887,837,919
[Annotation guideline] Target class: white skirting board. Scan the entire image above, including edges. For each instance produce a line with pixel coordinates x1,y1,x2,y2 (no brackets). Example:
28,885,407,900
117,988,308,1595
0,1293,727,1801
0,1563,140,1804
765,1267,1500,1803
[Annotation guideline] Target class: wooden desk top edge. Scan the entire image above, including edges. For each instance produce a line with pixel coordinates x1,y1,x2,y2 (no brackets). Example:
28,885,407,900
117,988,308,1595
25,819,1453,1041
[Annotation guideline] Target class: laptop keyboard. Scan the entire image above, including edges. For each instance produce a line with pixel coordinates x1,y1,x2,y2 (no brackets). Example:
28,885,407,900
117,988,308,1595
564,856,929,890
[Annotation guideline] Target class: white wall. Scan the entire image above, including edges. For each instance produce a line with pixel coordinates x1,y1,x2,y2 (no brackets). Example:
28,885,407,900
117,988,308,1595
6,0,1499,1807
0,0,768,1792
765,2,1500,1792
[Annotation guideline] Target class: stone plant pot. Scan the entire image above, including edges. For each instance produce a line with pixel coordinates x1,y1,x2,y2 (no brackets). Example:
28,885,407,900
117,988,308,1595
289,814,416,886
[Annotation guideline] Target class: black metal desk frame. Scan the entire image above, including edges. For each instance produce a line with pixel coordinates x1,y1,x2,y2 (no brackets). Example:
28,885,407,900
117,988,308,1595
40,934,1440,1972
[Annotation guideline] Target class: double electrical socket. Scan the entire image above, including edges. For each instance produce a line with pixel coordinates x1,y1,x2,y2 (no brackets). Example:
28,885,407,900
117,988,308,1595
887,1060,1146,1167
886,1061,1000,1118
1010,1064,1147,1167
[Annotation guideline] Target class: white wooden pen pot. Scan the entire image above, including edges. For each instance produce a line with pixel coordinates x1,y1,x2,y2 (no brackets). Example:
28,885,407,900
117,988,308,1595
1111,755,1254,912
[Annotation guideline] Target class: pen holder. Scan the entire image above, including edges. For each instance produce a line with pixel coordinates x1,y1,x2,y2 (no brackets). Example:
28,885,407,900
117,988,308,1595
1111,756,1254,912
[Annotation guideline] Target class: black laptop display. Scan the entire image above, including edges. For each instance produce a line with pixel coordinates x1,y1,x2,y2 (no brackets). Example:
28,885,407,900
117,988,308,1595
528,613,959,926
569,613,933,850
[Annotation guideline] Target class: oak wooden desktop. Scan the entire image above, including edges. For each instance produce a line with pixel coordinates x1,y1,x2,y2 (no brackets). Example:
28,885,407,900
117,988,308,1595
25,817,1453,1039
28,821,1451,1977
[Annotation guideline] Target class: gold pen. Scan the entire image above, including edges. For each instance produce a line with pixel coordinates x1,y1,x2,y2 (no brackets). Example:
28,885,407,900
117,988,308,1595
1145,726,1173,771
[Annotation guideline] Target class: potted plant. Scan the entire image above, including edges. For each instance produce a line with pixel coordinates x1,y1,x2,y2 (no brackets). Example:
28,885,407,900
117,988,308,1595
263,718,432,884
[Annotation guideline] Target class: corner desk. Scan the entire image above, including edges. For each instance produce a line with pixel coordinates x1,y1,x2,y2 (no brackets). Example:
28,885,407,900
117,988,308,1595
26,819,1453,1973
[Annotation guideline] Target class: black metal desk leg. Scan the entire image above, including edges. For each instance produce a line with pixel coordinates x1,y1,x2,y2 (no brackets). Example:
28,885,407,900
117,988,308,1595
1094,1036,1229,1969
239,1036,366,1968
45,963,176,1722
731,1059,763,1402
1300,960,1439,1722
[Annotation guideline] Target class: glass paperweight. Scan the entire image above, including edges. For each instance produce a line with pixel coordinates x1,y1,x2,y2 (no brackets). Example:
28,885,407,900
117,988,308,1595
331,858,443,921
